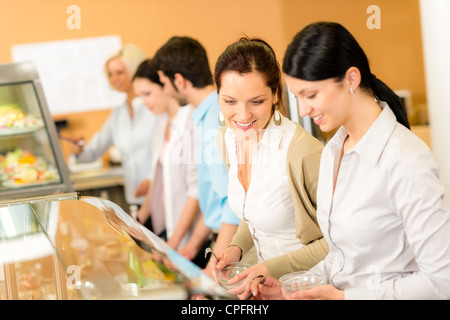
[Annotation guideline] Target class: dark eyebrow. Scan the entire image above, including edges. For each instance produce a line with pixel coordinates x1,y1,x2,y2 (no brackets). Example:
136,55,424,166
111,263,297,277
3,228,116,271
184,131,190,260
295,88,318,96
221,94,267,100
250,95,267,100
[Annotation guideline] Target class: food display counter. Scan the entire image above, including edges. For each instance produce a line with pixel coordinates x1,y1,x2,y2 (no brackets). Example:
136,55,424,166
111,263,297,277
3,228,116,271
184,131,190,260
70,166,124,192
0,193,229,300
0,61,72,200
69,164,128,211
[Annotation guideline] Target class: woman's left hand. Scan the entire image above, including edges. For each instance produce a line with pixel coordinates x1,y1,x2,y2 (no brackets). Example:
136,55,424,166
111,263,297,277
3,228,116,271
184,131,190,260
254,276,285,300
290,284,345,300
227,262,269,300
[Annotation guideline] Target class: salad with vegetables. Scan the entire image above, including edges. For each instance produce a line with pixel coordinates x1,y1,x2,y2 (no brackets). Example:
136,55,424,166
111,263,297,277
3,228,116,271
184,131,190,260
0,148,59,188
0,103,43,130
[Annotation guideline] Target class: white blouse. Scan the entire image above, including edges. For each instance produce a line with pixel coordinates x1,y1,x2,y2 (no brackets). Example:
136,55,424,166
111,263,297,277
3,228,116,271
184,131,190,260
77,98,157,205
225,115,303,262
149,105,200,248
311,102,450,299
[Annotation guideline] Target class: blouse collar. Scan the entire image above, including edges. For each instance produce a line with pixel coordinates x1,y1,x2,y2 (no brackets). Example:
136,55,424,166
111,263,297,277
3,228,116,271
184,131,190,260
327,101,397,166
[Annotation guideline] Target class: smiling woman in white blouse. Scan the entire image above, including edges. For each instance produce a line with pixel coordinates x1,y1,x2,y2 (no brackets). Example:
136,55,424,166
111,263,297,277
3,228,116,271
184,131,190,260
257,21,450,300
212,37,329,300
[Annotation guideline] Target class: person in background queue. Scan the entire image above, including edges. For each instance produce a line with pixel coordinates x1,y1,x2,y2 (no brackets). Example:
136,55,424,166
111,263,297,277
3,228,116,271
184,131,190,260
152,36,241,272
257,21,450,300
212,37,328,300
72,44,158,212
132,59,204,267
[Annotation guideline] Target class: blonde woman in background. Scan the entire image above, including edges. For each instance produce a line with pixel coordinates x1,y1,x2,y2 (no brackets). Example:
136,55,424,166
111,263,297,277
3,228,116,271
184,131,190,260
72,44,158,211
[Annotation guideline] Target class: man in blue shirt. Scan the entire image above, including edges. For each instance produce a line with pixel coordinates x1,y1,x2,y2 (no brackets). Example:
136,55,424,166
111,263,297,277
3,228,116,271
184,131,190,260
153,36,240,271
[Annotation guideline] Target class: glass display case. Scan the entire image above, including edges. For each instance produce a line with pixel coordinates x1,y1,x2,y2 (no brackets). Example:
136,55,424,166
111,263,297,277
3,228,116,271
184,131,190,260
0,61,72,200
0,193,230,300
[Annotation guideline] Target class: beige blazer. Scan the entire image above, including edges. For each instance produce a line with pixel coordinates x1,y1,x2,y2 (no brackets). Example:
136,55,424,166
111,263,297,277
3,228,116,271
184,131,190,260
217,122,329,279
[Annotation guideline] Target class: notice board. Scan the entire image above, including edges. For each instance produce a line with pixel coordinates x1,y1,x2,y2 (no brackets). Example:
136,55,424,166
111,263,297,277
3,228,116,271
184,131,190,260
12,35,124,115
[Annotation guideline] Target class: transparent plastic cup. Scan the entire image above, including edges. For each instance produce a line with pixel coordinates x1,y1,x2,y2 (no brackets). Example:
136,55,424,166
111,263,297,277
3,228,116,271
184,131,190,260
216,262,250,289
279,271,325,298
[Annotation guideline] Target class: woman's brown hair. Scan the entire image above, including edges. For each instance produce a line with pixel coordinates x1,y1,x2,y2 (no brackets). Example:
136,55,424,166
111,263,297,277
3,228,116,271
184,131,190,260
214,36,285,116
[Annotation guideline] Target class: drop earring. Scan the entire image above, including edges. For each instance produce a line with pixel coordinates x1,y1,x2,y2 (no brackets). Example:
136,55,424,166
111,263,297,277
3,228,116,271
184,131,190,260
273,104,281,126
218,112,226,126
350,87,354,95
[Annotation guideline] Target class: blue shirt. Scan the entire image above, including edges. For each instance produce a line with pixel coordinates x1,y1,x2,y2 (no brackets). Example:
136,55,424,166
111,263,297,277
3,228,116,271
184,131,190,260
191,90,240,230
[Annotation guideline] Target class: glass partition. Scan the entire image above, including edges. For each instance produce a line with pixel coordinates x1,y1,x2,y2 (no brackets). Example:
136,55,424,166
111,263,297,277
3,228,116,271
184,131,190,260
0,82,62,191
0,194,229,300
0,62,72,200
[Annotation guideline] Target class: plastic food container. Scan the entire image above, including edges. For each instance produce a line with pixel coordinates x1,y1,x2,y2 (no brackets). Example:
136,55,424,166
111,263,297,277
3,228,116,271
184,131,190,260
216,262,250,289
279,271,325,297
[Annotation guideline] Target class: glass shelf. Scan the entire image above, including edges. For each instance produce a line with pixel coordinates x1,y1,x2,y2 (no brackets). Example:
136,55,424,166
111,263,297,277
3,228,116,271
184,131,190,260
0,62,72,200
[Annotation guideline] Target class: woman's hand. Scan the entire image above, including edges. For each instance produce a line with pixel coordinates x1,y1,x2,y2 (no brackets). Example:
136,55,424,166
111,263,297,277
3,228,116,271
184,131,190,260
227,262,269,300
166,237,178,250
208,245,242,282
255,276,285,300
205,254,218,280
68,136,84,155
290,284,345,300
215,245,242,270
137,206,150,224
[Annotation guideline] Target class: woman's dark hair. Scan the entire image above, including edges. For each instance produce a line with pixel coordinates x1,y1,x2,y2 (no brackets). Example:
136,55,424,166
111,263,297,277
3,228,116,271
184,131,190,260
214,37,285,115
152,36,213,88
133,59,162,86
283,22,410,129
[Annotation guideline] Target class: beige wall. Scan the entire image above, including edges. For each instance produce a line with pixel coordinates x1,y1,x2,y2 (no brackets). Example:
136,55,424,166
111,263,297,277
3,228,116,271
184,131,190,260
0,0,425,102
0,0,427,156
281,0,426,108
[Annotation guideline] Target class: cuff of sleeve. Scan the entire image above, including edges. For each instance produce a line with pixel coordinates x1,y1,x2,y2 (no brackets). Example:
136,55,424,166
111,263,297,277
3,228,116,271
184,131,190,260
186,189,199,199
220,205,240,225
229,238,251,258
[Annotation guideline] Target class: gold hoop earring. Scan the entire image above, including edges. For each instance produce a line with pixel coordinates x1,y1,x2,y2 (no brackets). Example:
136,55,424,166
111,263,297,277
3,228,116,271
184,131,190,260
218,112,226,126
273,104,281,126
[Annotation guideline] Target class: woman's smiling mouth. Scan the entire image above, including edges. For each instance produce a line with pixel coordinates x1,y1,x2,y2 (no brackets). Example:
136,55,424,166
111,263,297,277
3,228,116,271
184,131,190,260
312,114,324,124
234,119,257,130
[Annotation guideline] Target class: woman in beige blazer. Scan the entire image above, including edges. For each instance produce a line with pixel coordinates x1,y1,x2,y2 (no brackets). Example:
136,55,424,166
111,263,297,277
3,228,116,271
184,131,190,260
212,37,329,299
